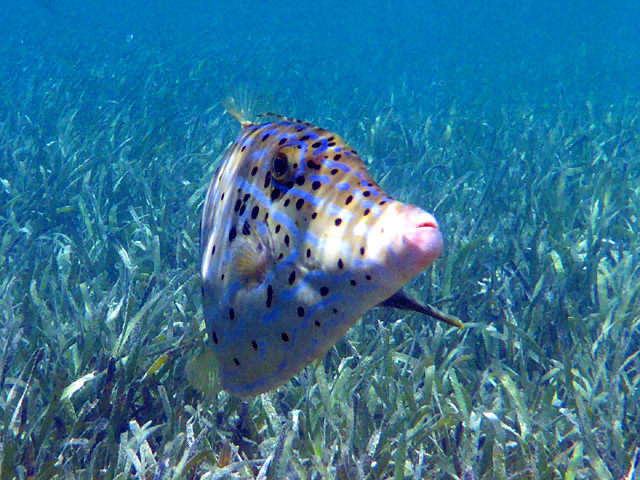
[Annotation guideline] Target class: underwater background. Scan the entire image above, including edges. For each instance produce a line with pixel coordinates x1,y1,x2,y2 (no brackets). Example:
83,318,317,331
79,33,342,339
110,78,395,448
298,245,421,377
1,0,640,478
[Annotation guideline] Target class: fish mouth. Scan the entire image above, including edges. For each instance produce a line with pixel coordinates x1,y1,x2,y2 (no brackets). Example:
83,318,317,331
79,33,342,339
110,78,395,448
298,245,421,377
416,220,439,229
397,212,443,273
403,223,443,262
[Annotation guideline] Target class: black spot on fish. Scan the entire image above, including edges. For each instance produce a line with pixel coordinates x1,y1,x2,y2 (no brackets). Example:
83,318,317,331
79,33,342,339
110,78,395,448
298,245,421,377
334,153,341,160
332,308,338,314
360,247,365,255
243,193,251,202
314,320,321,326
229,308,235,320
296,198,304,210
275,224,281,233
312,141,322,148
251,166,258,176
221,192,225,201
262,133,270,142
251,205,259,219
288,270,296,284
366,274,372,281
363,190,371,197
295,176,305,186
212,331,219,343
331,168,339,175
234,199,241,212
241,145,246,152
284,234,290,247
350,279,357,286
264,171,272,189
312,181,322,190
320,286,329,296
234,358,240,366
307,160,321,170
266,285,273,308
242,221,251,235
300,135,311,141
306,248,311,258
211,244,216,255
201,286,205,297
284,198,291,207
279,137,287,145
239,204,246,216
270,189,280,201
281,332,290,342
221,274,225,280
311,212,318,219
229,226,237,242
335,218,342,226
338,258,344,269
379,200,387,206
345,195,353,205
297,306,305,317
252,340,258,350
363,208,371,216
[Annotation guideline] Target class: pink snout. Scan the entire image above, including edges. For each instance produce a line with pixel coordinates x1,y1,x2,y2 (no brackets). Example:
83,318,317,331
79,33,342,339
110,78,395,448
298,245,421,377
385,207,443,280
401,212,443,269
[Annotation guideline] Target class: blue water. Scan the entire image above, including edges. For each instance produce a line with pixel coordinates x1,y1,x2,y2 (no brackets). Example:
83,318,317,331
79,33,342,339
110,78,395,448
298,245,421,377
2,1,640,476
2,0,638,121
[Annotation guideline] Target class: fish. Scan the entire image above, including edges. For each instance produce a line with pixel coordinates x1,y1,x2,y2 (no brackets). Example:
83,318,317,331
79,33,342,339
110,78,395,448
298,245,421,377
197,111,462,399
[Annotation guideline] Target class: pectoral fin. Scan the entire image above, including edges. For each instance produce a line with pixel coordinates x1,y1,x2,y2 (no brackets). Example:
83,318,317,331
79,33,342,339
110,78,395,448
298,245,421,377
229,223,275,287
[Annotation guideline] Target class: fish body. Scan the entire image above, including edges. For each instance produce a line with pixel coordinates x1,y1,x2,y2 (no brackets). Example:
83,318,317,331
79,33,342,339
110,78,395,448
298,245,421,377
200,113,450,398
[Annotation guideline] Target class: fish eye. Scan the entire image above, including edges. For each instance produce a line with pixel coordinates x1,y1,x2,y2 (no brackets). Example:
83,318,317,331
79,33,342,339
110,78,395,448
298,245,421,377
271,152,289,178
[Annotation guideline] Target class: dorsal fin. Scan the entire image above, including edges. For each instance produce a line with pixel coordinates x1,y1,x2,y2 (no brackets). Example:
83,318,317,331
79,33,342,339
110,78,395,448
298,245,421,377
222,90,256,129
224,104,253,129
258,112,313,127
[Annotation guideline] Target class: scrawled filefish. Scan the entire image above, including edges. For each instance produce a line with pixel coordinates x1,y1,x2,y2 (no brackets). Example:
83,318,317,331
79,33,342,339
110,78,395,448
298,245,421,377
198,111,462,398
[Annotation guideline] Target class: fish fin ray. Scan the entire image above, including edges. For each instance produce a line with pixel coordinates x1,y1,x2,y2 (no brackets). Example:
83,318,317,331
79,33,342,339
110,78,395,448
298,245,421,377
230,223,275,286
223,86,276,128
223,85,258,128
186,347,220,397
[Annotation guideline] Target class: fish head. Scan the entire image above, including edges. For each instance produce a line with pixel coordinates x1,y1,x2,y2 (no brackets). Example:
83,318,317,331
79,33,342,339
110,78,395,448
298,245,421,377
199,115,443,398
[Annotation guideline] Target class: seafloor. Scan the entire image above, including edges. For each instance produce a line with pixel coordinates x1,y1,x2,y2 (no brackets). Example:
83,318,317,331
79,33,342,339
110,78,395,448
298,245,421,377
1,2,639,479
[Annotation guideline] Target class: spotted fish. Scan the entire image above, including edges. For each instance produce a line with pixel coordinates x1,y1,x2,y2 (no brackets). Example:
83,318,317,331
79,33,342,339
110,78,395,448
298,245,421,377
199,112,462,398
